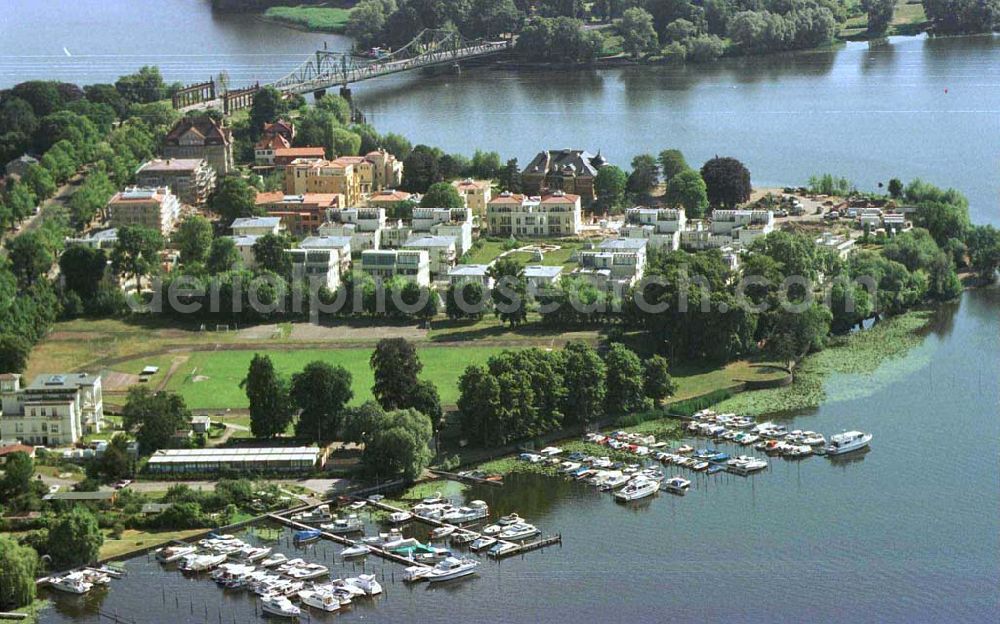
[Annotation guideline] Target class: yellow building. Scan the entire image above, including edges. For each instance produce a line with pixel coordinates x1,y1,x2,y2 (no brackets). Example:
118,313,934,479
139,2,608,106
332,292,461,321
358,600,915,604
284,150,403,208
451,178,492,216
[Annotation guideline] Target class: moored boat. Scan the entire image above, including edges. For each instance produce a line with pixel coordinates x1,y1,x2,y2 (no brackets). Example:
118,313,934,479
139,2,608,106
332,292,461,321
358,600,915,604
662,476,691,494
825,431,872,455
614,478,658,502
260,594,300,618
431,525,456,540
156,544,196,563
425,557,479,582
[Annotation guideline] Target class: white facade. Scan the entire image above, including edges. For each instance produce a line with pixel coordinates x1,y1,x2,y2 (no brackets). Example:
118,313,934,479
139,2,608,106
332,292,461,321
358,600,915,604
286,248,341,290
229,234,260,267
360,249,430,286
815,232,855,259
231,217,281,237
0,373,104,446
412,207,474,256
575,239,648,287
300,236,352,273
320,207,386,251
524,265,563,290
107,187,181,235
403,235,457,277
447,264,494,289
621,208,686,251
486,191,582,237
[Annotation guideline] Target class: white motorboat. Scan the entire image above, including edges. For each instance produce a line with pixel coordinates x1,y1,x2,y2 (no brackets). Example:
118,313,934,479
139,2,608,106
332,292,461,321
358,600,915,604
498,523,539,541
345,574,383,596
180,553,227,572
727,456,768,475
469,536,497,551
403,565,433,582
662,476,691,494
487,541,519,558
48,573,93,594
450,531,477,545
155,544,196,563
339,544,370,558
291,504,334,524
481,522,503,536
800,431,826,446
298,589,340,612
825,431,872,455
599,473,630,491
260,595,300,618
431,525,456,540
348,500,367,510
388,511,413,524
614,478,658,502
321,514,364,534
441,500,489,524
425,557,479,582
260,553,288,568
286,562,329,580
676,445,694,454
232,545,271,562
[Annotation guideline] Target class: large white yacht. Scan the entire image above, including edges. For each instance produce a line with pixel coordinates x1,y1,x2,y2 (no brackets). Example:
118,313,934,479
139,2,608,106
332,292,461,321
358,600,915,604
825,431,873,455
614,477,658,502
260,595,301,618
48,573,93,594
425,557,479,582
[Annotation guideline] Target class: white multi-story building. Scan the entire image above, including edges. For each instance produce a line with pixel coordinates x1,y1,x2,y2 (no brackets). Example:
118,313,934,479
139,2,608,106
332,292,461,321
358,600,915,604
286,248,341,290
486,190,582,237
621,207,686,251
360,249,430,286
681,210,774,250
300,236,352,273
412,207,473,255
320,207,386,251
0,373,104,446
228,234,260,267
815,232,855,259
575,238,648,287
107,187,181,235
231,216,282,237
403,235,458,277
524,265,564,291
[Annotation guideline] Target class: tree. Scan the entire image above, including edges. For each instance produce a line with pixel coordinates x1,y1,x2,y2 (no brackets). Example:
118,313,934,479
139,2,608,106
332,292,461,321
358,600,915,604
604,343,648,415
5,183,37,223
331,127,362,156
627,153,659,199
445,282,487,319
0,335,31,375
701,156,751,208
464,0,523,38
347,0,391,47
242,354,294,439
21,164,56,201
370,338,422,410
620,7,658,58
291,361,353,442
340,400,387,445
0,536,37,611
419,182,464,208
594,165,627,213
210,175,261,223
361,408,434,481
401,145,441,193
642,354,676,404
174,215,214,265
409,379,443,430
381,132,412,160
6,232,53,288
488,258,528,326
93,433,133,482
0,451,33,498
967,225,1000,281
114,66,165,104
862,0,895,35
766,304,832,371
561,341,606,425
249,85,288,141
457,364,502,446
658,149,689,181
315,92,351,124
251,233,291,277
888,177,904,199
499,158,522,193
122,386,191,453
47,507,103,569
664,169,709,217
206,236,241,274
110,225,164,289
923,0,999,34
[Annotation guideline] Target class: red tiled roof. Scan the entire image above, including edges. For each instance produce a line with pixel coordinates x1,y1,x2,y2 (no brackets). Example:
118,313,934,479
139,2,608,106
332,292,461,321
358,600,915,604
489,193,525,204
0,444,35,457
541,193,580,204
255,134,290,150
369,190,411,202
274,147,326,158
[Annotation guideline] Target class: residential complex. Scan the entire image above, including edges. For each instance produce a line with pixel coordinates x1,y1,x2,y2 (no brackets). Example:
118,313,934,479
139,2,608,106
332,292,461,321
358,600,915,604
681,210,775,250
162,116,234,175
575,238,648,287
360,249,430,286
106,186,181,235
135,158,217,205
255,192,342,234
447,264,493,289
403,235,458,276
522,149,606,205
320,207,386,251
286,247,341,290
411,207,473,255
486,190,582,237
284,151,403,207
621,207,687,251
231,216,282,237
0,373,104,446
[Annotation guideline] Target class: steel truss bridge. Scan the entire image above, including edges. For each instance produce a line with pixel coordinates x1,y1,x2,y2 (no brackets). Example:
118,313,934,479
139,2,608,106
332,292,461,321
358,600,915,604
271,29,511,95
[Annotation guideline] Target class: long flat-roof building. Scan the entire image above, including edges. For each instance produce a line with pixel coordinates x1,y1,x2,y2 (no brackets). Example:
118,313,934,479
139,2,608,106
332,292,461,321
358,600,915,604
146,447,323,474
107,186,181,235
621,207,686,251
575,238,648,287
255,192,342,234
360,249,430,286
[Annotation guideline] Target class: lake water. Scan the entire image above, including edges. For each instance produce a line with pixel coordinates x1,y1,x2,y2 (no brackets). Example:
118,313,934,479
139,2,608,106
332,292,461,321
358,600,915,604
1,2,997,225
39,288,999,623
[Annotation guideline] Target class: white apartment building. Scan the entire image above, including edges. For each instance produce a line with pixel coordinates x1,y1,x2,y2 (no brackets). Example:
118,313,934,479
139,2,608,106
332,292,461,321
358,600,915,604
300,236,352,273
229,234,260,267
360,249,430,286
524,265,563,290
574,238,648,288
403,235,458,277
231,216,282,237
412,207,473,255
0,373,104,446
815,232,855,259
621,207,686,251
107,186,181,235
486,190,582,237
286,248,341,290
320,207,386,251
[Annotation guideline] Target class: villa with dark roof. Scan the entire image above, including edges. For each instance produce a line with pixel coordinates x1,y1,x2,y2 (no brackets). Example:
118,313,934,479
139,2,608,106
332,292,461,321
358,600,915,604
163,116,234,174
521,148,607,206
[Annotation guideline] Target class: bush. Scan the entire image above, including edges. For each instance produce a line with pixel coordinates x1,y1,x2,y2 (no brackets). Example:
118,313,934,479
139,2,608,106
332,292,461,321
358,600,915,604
668,388,735,416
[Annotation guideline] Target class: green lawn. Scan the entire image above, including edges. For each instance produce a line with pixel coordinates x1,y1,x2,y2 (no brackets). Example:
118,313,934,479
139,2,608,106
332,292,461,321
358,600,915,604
667,359,789,404
264,5,353,33
159,346,515,410
461,240,506,265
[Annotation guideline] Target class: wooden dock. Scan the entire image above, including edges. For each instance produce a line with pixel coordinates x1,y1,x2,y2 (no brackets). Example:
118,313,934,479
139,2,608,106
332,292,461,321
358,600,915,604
266,513,431,569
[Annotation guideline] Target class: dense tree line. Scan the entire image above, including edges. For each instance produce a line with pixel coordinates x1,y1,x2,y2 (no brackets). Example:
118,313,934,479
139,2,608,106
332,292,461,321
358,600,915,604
457,341,675,447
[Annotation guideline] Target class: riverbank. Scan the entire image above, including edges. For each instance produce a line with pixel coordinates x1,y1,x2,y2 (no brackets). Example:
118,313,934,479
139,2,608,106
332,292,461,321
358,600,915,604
260,4,353,34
